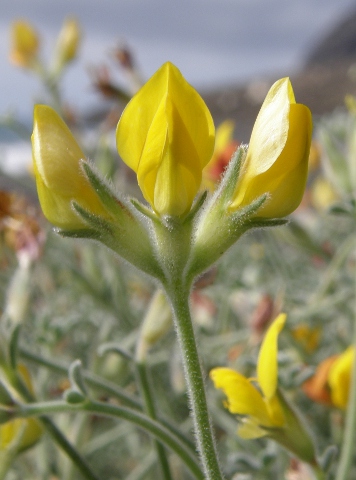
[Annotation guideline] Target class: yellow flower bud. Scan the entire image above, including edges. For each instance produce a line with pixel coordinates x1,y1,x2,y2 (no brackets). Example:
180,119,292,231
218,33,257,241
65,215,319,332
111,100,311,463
116,62,215,217
0,365,42,453
10,20,39,68
136,290,172,362
54,17,81,70
0,418,42,452
230,78,312,218
31,105,108,229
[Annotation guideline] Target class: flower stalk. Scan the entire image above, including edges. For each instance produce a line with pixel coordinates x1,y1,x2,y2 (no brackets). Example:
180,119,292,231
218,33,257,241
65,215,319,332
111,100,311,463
165,279,224,480
135,362,173,480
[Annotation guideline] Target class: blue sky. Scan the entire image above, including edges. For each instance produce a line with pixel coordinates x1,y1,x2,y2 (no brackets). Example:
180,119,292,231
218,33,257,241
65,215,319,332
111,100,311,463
0,0,355,120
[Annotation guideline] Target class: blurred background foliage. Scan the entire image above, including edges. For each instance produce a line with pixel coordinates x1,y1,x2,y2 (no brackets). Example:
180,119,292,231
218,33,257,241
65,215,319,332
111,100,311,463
0,16,354,480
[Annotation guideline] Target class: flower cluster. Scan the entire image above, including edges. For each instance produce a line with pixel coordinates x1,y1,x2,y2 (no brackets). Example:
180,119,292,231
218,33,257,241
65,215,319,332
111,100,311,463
10,18,80,75
32,61,312,286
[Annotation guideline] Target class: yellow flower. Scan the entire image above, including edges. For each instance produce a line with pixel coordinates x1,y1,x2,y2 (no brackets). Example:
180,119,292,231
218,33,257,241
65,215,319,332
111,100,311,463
54,17,81,70
31,105,108,230
136,290,172,362
0,365,42,453
230,78,312,218
116,62,215,217
10,20,39,68
210,313,286,438
310,176,339,211
328,346,354,409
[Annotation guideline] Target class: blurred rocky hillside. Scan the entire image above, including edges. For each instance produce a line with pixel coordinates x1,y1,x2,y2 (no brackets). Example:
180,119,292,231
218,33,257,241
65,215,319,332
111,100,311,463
203,6,356,141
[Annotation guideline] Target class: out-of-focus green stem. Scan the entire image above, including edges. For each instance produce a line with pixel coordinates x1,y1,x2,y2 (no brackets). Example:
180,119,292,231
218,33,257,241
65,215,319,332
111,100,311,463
8,369,101,480
39,416,101,480
13,399,204,479
20,346,142,409
20,347,196,453
313,235,356,302
136,362,173,480
0,451,16,480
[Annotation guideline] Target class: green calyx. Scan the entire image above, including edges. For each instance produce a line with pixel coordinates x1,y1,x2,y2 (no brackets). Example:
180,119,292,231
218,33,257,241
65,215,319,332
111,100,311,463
58,161,163,279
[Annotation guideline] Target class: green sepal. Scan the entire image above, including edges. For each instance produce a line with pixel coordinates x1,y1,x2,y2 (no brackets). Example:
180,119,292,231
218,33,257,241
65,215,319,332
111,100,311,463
72,202,114,235
188,194,268,279
81,161,132,221
130,198,161,225
183,190,208,224
211,145,246,205
56,228,102,240
244,218,289,229
229,194,268,227
266,388,318,465
77,166,165,278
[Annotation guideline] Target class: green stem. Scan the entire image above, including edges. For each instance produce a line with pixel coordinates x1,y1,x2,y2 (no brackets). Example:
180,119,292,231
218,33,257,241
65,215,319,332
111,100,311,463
39,416,101,480
165,282,224,480
335,301,356,480
136,362,173,480
312,234,356,302
9,370,100,480
0,450,16,480
20,346,142,409
14,399,204,479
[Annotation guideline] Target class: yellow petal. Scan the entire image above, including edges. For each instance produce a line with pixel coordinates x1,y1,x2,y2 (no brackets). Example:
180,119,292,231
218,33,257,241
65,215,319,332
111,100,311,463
265,393,285,427
0,365,43,452
328,346,354,409
247,78,294,176
230,78,312,217
210,367,271,426
237,417,267,439
116,62,215,216
0,418,42,452
257,313,286,400
32,105,107,229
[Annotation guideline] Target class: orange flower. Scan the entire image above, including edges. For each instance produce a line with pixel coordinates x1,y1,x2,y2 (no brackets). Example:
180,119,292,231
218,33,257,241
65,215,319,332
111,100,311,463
303,347,354,409
203,120,239,189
